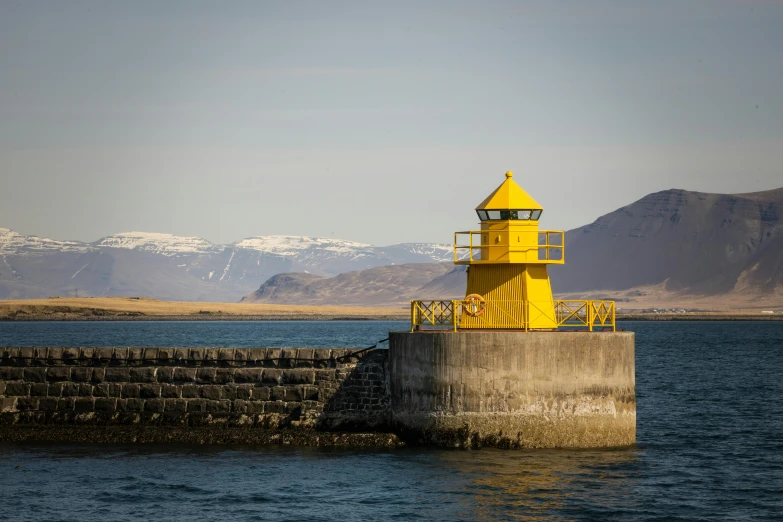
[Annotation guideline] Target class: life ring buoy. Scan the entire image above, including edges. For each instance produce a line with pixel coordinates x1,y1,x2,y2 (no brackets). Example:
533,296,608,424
463,294,486,317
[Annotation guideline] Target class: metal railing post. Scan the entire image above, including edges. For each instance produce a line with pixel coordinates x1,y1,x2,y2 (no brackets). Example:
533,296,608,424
588,301,594,332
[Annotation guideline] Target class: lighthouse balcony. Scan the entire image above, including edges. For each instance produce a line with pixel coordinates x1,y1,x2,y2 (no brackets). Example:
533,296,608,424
410,299,615,332
453,230,565,264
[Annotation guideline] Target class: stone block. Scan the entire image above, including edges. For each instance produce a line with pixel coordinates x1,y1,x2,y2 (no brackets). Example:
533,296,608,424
60,347,79,362
263,348,281,367
302,386,319,401
196,368,216,384
105,368,130,382
146,398,165,413
314,370,337,383
234,368,263,384
253,386,271,401
206,400,231,414
60,383,79,397
79,347,95,360
235,385,253,400
93,384,109,398
0,381,5,396
264,401,285,414
139,384,162,399
233,399,248,414
46,347,64,364
201,349,218,364
1,398,17,412
95,398,117,411
142,348,159,362
70,367,92,382
39,397,58,411
280,348,298,367
295,348,314,367
17,398,39,410
125,398,145,412
284,387,302,402
130,367,157,383
246,402,264,415
57,398,75,410
0,367,23,381
165,398,186,413
0,347,19,359
161,384,181,398
19,347,35,366
221,386,237,401
95,347,113,361
186,399,207,413
330,349,349,362
201,385,222,401
92,368,106,383
262,369,282,385
122,384,140,398
217,348,234,363
46,367,71,382
128,347,144,362
156,367,174,383
282,369,315,385
189,348,206,363
284,402,301,416
173,368,197,383
24,367,47,383
181,385,199,398
5,382,30,396
246,348,267,363
112,347,129,361
48,382,64,397
214,368,234,384
270,386,286,401
78,384,93,397
74,398,94,412
30,383,49,397
157,348,173,361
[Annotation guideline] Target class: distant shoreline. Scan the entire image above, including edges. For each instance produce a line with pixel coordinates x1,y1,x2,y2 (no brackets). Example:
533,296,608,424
0,297,780,322
1,314,781,322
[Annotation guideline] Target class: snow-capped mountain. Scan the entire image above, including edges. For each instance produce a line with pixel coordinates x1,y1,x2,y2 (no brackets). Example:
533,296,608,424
0,228,454,301
95,232,223,256
0,228,91,255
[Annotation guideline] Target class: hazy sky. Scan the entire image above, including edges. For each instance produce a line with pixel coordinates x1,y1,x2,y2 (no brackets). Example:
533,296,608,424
1,1,782,246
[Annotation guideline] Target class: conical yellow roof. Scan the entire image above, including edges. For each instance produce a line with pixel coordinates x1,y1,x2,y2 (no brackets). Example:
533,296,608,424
475,171,543,210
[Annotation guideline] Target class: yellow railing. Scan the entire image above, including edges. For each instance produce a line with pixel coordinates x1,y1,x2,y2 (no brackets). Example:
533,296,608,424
453,230,564,264
410,299,615,332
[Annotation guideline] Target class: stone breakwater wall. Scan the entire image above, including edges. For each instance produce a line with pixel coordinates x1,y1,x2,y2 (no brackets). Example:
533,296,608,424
0,347,396,446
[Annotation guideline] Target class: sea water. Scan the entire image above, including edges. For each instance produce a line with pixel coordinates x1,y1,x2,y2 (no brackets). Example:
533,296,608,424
0,321,781,521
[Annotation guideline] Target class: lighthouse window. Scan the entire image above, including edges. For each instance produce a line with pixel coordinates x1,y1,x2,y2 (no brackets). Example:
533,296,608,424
513,210,532,220
486,210,502,220
531,210,542,220
476,210,488,220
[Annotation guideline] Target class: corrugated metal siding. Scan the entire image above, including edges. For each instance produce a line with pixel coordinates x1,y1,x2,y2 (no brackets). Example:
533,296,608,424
460,264,557,329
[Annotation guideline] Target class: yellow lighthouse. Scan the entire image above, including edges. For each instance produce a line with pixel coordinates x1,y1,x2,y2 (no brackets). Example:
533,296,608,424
411,171,615,331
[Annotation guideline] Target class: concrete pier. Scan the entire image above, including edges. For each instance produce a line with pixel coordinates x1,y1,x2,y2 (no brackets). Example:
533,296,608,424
389,331,635,448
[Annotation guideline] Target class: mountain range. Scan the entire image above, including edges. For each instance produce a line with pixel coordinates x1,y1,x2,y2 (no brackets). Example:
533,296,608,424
0,230,452,302
2,186,782,309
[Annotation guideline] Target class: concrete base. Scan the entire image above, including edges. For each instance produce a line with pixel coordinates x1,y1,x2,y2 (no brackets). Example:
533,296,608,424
389,331,635,449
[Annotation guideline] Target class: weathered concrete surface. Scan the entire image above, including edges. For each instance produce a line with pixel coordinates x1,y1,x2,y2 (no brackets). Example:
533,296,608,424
389,331,635,448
